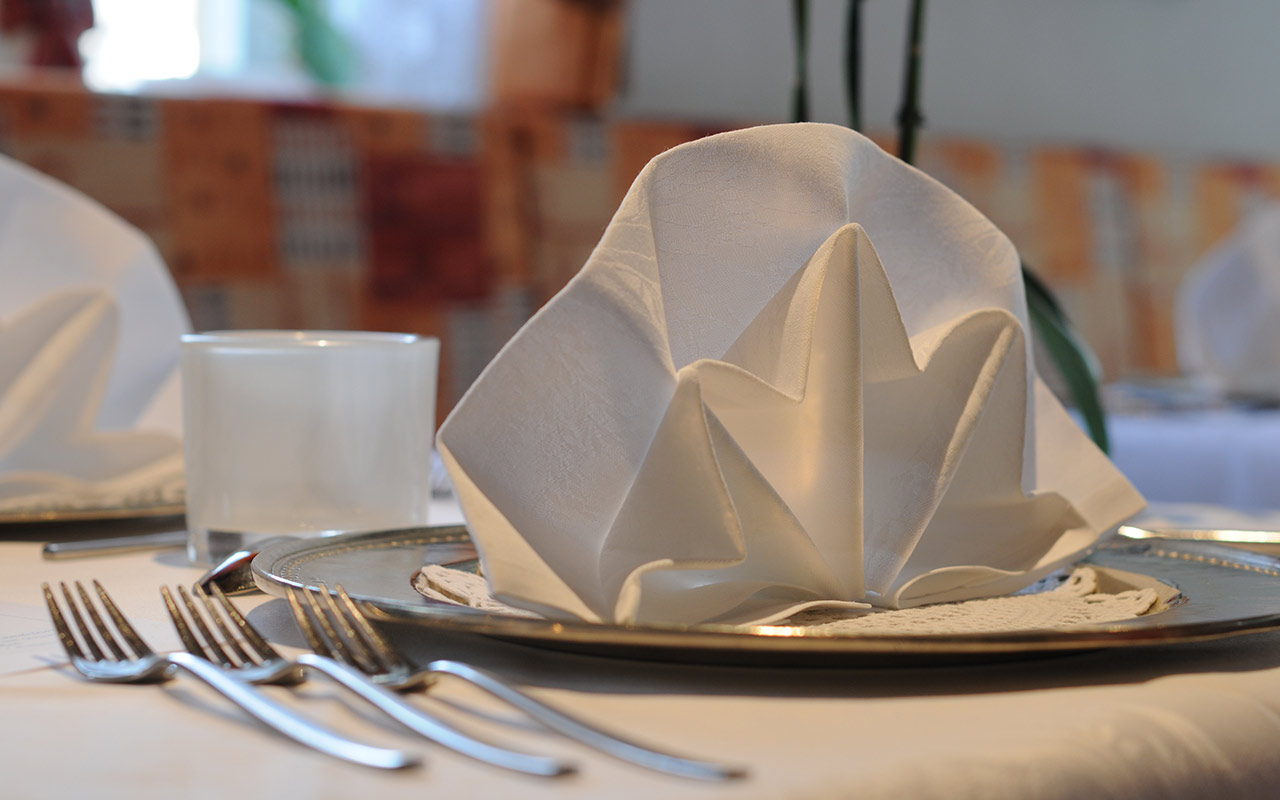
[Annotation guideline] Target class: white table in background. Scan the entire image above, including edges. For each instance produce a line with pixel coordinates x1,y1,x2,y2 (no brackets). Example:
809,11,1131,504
1109,409,1280,510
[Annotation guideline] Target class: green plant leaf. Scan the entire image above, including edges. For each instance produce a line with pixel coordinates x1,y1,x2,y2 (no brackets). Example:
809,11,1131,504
271,0,356,88
1023,265,1109,454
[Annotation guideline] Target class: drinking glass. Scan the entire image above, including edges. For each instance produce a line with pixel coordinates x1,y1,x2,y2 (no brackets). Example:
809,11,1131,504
181,330,439,564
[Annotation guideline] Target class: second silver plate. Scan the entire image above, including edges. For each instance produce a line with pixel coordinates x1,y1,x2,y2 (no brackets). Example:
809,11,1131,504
252,527,1280,666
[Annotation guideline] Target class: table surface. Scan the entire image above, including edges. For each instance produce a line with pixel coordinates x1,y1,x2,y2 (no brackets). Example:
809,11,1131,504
8,511,1280,800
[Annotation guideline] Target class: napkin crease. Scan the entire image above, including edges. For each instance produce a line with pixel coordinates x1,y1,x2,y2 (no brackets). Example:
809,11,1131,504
0,288,182,502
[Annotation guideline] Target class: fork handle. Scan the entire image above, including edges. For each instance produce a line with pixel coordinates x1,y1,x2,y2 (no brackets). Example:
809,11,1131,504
294,653,572,777
426,659,747,781
165,652,418,770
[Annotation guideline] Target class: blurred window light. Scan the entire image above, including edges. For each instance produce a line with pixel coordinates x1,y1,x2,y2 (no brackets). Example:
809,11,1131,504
77,0,488,109
327,0,490,109
81,0,201,92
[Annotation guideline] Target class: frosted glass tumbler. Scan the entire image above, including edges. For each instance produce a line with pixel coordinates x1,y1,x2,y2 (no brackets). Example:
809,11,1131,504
181,330,439,564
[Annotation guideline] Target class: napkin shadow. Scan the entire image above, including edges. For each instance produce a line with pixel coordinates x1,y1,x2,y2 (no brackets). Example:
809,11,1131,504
152,549,194,568
242,599,1280,700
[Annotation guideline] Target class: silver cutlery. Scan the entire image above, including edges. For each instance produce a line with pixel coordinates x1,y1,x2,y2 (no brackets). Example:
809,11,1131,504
41,530,189,559
169,584,572,777
41,580,417,770
288,582,747,781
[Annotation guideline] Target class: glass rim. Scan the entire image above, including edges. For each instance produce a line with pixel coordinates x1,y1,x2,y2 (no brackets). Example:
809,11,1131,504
181,330,434,349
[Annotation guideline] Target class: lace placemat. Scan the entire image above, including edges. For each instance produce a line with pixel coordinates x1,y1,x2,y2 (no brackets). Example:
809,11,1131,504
0,477,185,520
413,563,1161,634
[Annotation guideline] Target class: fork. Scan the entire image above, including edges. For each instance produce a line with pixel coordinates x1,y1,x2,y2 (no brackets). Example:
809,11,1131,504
168,584,572,777
41,580,417,770
288,582,747,781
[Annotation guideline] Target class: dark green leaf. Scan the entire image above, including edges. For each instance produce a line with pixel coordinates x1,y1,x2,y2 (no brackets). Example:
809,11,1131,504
1023,265,1109,454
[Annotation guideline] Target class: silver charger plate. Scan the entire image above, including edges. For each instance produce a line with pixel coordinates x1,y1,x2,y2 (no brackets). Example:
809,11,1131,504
252,526,1280,666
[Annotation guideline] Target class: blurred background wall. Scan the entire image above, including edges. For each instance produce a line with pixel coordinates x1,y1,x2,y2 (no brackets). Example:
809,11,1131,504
0,0,1276,419
621,0,1280,160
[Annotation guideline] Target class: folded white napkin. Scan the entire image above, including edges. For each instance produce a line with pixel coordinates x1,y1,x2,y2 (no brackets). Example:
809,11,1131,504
438,123,1145,626
1177,204,1280,398
0,155,189,510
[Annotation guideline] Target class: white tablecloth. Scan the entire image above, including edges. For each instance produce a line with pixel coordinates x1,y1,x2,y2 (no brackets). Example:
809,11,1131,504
7,512,1280,799
1110,410,1280,511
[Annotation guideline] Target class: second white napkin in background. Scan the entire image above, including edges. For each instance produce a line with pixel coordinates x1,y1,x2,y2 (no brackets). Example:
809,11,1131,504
1177,204,1280,399
439,123,1144,626
0,155,189,511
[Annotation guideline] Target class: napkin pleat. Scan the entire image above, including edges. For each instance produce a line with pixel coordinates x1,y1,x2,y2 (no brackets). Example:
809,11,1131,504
441,273,676,620
1030,379,1144,536
862,311,1023,594
0,293,108,462
0,159,188,432
646,401,859,625
441,441,600,621
872,312,1093,605
607,371,856,624
709,225,877,597
0,289,181,497
600,373,738,617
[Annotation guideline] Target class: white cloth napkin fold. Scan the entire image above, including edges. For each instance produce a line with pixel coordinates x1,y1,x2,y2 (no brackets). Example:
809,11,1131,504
1177,204,1280,398
0,155,189,509
439,123,1144,626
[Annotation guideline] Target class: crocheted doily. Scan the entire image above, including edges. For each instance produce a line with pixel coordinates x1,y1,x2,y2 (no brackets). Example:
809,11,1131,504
0,475,184,518
412,563,1161,634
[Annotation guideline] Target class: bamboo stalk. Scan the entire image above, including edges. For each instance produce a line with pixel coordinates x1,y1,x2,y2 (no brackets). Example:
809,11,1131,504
792,0,810,123
896,0,926,164
845,0,863,130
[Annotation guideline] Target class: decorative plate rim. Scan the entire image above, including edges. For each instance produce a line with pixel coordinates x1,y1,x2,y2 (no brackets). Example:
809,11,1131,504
250,527,1280,665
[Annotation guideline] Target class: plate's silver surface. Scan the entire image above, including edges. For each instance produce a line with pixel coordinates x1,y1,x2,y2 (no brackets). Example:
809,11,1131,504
251,528,1280,665
1119,524,1280,545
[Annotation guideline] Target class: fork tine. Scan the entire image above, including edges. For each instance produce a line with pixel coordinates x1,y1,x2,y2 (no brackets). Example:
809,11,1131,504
93,580,155,658
205,584,284,663
175,585,232,664
59,582,108,661
161,586,219,663
42,582,86,661
297,586,369,671
332,584,410,675
187,585,256,665
47,582,420,770
74,581,131,660
285,586,337,657
313,584,385,674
